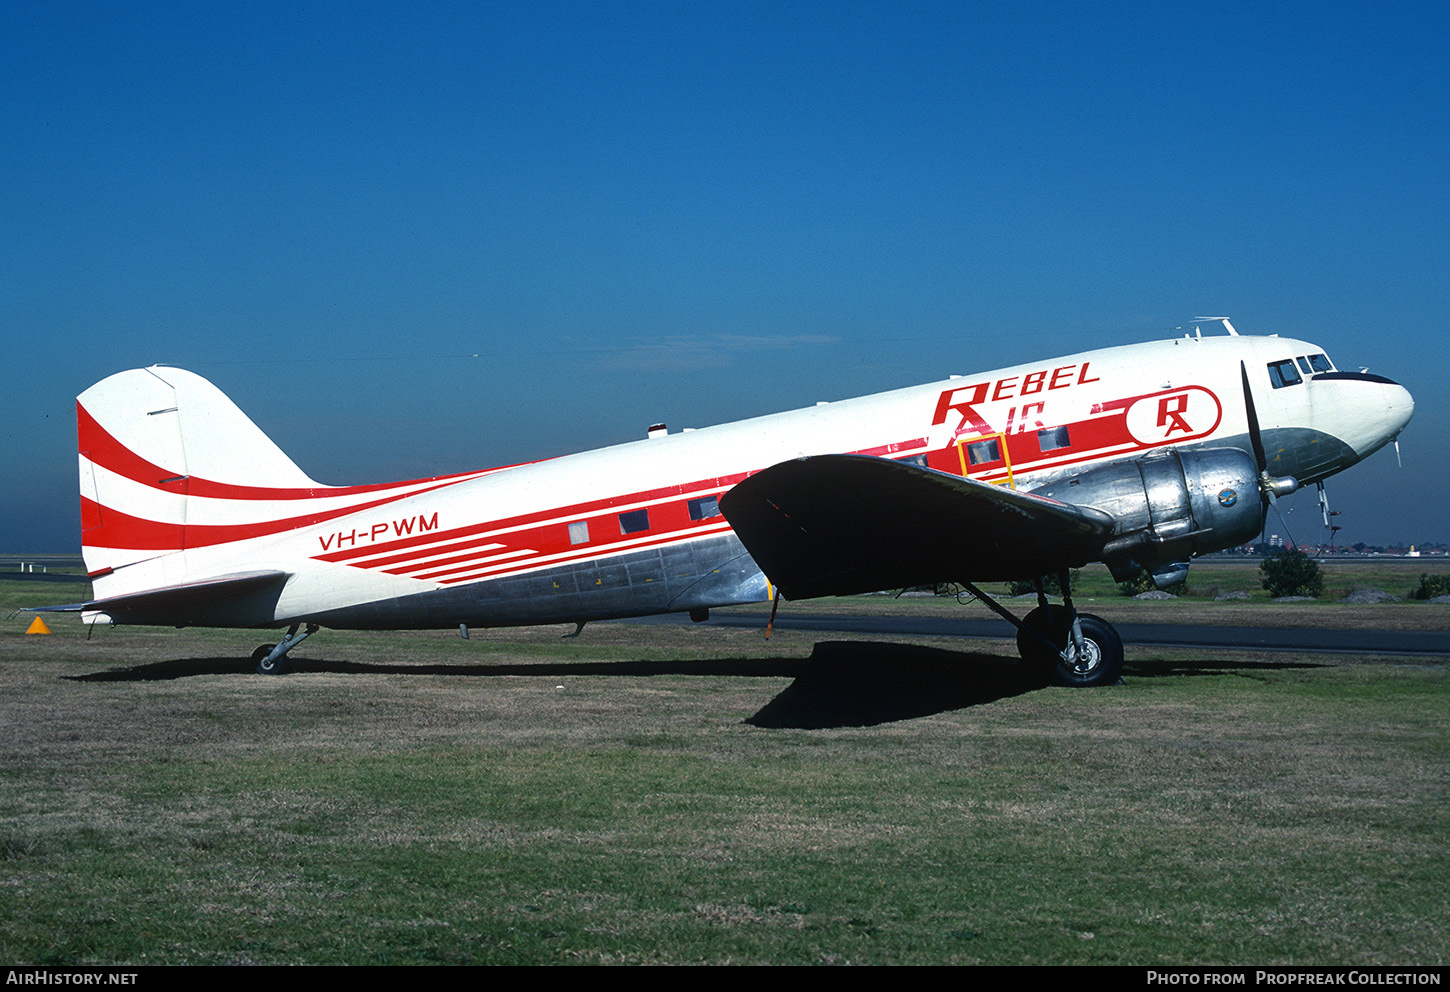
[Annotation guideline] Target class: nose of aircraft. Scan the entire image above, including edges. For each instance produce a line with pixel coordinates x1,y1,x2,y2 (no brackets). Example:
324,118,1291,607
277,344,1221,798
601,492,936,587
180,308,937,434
1387,378,1415,438
1302,369,1413,470
1340,371,1414,458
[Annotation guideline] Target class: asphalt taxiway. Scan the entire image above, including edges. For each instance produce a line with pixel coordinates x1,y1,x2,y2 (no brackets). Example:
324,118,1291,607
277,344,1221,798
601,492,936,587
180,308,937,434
622,610,1450,657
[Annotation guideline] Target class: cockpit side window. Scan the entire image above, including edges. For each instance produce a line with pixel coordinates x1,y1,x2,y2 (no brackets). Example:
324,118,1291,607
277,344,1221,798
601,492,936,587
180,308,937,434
1296,357,1313,375
1267,359,1302,388
1308,353,1334,373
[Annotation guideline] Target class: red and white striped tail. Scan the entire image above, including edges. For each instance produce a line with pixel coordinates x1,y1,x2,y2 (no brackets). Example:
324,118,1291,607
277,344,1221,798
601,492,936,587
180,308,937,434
77,368,494,597
77,367,331,578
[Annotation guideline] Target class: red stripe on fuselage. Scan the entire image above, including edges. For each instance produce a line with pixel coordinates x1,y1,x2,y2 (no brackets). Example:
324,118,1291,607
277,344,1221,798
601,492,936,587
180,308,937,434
313,474,748,566
318,443,941,586
430,523,737,585
80,483,470,552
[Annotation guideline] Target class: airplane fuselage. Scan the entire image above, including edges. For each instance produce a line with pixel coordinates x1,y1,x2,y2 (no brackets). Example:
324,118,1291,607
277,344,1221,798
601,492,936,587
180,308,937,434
78,331,1413,631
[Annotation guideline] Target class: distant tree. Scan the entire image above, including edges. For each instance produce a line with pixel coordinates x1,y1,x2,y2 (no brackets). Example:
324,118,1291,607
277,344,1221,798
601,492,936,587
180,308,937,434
1259,549,1324,598
1410,574,1450,600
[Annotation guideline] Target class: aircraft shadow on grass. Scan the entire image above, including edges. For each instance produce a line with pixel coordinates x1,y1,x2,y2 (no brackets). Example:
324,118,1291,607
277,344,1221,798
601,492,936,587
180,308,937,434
65,640,1326,730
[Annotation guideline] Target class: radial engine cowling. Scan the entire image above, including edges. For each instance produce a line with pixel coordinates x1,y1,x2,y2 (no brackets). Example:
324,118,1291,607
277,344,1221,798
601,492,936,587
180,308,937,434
1028,447,1264,581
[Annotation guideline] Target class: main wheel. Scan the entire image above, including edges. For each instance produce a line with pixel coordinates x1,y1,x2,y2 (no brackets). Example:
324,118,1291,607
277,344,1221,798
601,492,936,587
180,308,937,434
252,643,286,676
1016,607,1123,687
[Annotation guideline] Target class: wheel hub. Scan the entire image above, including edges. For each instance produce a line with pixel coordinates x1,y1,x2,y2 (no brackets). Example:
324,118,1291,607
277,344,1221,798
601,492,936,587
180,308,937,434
1066,636,1102,675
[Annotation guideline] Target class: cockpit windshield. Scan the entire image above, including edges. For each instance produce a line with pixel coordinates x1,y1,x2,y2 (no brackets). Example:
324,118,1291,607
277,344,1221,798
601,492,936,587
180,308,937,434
1273,352,1335,387
1269,359,1302,388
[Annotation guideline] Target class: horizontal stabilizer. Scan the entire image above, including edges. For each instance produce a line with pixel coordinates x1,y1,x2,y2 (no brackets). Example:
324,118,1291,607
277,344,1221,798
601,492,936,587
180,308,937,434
29,570,290,619
720,454,1114,599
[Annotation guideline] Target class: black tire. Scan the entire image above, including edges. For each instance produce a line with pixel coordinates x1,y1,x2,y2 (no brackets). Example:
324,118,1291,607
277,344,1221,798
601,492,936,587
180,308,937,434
1016,604,1067,672
252,643,286,676
1016,607,1123,687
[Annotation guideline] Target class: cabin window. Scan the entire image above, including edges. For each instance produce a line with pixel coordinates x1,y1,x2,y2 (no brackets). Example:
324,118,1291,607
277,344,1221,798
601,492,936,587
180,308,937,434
568,521,590,545
902,454,929,469
687,496,721,521
1037,426,1071,452
618,509,650,534
965,437,1002,465
1267,359,1302,389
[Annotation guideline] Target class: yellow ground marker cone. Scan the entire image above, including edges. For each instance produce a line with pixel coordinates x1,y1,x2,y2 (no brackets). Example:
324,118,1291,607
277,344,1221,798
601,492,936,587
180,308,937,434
25,616,51,635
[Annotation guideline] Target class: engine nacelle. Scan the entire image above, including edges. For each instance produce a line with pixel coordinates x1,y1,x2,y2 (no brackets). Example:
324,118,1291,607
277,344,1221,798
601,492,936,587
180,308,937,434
1029,447,1265,581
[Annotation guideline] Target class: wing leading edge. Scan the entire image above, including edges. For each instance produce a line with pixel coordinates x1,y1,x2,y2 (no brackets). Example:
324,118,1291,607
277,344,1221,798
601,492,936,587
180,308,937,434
719,454,1114,600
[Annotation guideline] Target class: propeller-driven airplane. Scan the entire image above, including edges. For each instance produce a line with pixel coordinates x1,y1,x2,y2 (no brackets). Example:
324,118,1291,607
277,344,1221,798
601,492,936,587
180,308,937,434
41,320,1413,686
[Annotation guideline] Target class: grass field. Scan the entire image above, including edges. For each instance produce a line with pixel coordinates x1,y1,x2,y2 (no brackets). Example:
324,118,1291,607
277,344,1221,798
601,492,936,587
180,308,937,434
0,566,1446,965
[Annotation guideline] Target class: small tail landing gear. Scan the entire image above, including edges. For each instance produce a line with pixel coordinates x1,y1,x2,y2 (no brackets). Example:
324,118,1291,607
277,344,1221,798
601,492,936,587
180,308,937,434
252,623,320,675
963,570,1125,687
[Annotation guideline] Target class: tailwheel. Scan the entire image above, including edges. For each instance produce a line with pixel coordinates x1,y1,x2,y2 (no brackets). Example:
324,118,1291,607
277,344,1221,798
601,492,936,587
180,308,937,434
1016,606,1123,688
251,623,320,675
252,643,284,675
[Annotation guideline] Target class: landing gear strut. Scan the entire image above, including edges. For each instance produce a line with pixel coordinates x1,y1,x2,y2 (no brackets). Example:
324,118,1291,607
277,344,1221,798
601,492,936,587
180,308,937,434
963,570,1124,687
252,623,320,675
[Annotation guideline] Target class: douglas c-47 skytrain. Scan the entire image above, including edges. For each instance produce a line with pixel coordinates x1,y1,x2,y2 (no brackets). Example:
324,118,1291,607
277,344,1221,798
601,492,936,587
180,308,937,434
38,320,1413,686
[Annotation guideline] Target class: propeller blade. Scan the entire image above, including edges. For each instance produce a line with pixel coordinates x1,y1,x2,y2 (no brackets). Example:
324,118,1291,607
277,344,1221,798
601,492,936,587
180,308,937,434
1270,500,1298,551
1241,361,1300,506
1240,361,1267,474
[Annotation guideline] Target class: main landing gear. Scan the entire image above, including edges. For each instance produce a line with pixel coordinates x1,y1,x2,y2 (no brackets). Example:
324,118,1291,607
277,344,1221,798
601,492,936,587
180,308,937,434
962,570,1125,687
251,623,320,675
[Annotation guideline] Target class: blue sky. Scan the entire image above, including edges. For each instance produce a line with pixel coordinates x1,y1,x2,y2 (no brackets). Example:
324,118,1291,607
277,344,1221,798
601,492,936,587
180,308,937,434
3,1,1446,552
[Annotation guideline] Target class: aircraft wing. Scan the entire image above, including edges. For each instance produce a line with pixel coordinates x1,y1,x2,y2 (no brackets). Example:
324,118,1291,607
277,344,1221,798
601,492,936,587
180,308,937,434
719,454,1114,600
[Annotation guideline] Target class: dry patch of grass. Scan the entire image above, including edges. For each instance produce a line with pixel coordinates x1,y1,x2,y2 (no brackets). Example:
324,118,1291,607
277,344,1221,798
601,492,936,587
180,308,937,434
0,595,1445,965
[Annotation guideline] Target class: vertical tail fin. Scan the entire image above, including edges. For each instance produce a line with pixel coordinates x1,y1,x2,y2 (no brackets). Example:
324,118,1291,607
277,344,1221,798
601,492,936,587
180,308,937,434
78,367,323,577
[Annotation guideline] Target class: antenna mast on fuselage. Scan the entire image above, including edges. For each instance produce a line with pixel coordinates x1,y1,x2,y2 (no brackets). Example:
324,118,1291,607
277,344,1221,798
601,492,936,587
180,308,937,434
1191,316,1239,337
